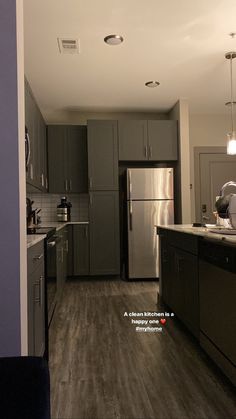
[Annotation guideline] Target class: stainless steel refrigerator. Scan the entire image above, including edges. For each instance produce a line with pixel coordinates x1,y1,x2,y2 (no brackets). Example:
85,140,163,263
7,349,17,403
127,168,174,279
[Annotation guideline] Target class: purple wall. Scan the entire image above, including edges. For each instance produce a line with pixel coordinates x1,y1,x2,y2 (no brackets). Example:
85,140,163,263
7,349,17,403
0,0,21,356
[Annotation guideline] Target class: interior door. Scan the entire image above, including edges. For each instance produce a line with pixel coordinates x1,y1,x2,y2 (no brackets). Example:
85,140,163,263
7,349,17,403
198,153,236,223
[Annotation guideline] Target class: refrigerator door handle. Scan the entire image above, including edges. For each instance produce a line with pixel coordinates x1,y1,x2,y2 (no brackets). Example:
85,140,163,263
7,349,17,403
129,200,133,231
128,170,132,200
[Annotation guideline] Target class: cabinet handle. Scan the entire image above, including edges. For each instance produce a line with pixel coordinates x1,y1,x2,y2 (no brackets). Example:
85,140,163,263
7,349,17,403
39,275,43,307
41,173,44,187
69,179,72,191
34,279,40,304
33,253,43,260
89,177,93,189
64,239,69,252
149,145,152,158
65,179,68,191
30,163,34,180
84,226,88,238
144,145,148,158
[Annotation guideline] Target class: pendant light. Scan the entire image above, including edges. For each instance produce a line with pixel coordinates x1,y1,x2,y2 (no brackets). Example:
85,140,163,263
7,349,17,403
225,51,236,155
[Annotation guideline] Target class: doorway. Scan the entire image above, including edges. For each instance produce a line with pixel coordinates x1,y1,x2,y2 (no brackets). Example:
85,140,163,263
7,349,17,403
194,147,236,223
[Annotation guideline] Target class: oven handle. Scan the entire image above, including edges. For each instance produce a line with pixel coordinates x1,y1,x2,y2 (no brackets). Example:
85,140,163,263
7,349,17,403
47,241,56,248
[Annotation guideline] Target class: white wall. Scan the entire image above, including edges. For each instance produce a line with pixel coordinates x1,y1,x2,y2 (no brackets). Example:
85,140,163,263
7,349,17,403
189,113,228,220
44,110,168,125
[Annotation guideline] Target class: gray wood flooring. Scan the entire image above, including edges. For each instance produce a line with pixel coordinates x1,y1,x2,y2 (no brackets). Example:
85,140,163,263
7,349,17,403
49,279,236,419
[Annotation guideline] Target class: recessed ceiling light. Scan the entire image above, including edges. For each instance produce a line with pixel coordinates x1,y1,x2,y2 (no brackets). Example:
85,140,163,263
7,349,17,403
145,81,160,88
104,35,124,45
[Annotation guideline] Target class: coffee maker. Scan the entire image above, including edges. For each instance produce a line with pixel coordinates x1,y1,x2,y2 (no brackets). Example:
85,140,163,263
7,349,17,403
57,197,72,222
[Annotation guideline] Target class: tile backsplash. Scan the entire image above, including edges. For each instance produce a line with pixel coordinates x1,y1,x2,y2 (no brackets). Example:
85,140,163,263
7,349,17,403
28,193,89,223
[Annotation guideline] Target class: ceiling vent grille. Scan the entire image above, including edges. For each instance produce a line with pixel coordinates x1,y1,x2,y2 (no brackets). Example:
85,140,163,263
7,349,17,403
57,38,80,54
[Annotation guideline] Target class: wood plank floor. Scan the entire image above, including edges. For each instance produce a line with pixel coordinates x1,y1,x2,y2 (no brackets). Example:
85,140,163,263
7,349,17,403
49,279,236,419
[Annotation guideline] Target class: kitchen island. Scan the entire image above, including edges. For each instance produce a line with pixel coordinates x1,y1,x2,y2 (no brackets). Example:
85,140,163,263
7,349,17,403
158,224,236,386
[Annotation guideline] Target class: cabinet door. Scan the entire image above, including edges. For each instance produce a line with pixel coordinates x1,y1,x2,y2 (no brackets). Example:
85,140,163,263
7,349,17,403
56,240,64,298
148,120,178,161
67,225,74,277
62,227,68,280
88,120,118,190
48,126,67,193
73,225,89,275
33,264,45,356
25,83,36,185
160,236,175,308
89,191,120,275
39,114,47,191
118,120,148,161
66,126,88,193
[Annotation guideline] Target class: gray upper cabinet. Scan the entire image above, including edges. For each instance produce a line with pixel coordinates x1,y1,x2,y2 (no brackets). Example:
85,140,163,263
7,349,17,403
87,120,118,191
48,126,67,193
25,78,48,191
47,125,88,194
67,126,88,193
89,191,120,275
117,119,178,161
148,120,178,161
118,120,148,161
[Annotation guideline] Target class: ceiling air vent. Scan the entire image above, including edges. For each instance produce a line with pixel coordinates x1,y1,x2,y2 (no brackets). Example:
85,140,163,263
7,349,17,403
57,38,80,54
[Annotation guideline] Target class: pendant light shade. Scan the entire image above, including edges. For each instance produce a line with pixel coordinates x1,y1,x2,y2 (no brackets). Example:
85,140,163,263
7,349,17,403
227,131,236,154
225,52,236,155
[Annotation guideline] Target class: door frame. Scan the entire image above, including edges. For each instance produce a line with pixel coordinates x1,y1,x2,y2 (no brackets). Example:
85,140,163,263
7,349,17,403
194,146,226,222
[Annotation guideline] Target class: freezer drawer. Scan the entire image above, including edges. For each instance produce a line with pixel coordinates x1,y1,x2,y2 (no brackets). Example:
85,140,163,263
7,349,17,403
127,168,173,200
128,200,174,278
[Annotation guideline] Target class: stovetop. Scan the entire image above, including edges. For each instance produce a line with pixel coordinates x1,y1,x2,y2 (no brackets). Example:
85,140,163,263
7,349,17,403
27,226,56,238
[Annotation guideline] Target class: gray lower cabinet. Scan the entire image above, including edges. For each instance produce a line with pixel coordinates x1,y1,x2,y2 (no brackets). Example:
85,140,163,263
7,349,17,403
27,241,45,356
89,191,120,275
47,125,88,193
159,229,199,338
87,120,119,190
118,120,148,161
73,224,89,275
56,228,68,297
118,119,178,161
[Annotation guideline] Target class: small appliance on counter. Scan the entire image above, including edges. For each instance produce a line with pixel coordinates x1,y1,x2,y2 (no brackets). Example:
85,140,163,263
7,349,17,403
215,181,236,229
57,196,72,222
26,197,41,233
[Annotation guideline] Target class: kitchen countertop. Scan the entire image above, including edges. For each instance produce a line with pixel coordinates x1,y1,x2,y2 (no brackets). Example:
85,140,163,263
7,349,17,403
27,221,89,247
157,224,236,245
39,221,89,231
27,234,46,249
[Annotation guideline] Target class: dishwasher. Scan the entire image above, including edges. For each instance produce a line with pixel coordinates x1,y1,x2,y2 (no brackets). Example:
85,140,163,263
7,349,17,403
199,239,236,385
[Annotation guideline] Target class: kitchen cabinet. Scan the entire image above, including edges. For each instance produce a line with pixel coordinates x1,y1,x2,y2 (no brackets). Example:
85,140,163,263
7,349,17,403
199,240,236,386
73,224,89,275
25,78,48,191
56,227,68,298
87,120,119,190
118,120,178,161
148,120,178,161
89,191,120,275
27,241,45,356
159,229,199,338
118,120,148,161
47,125,88,193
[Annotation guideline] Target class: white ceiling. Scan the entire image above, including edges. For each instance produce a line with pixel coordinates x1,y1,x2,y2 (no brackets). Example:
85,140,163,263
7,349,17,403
24,0,236,120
